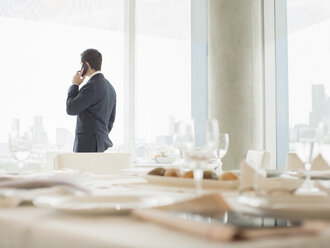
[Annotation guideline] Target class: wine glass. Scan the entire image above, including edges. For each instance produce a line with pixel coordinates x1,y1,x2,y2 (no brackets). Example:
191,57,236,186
185,147,211,195
9,130,32,173
294,128,320,194
214,133,229,174
173,120,195,170
206,119,220,150
185,119,219,194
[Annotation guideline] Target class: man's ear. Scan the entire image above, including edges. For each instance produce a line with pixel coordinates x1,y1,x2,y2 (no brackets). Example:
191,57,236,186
85,62,91,69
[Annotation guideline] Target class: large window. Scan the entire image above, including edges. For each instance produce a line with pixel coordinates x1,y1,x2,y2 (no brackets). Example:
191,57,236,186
136,0,191,144
0,0,124,155
286,0,330,146
270,0,330,167
0,0,193,160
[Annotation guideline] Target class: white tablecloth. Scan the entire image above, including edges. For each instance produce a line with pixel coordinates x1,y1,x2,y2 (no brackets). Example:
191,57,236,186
0,171,329,248
0,206,330,248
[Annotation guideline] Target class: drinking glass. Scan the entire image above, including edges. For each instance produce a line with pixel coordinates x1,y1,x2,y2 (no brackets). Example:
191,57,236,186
206,119,220,150
173,120,195,169
214,133,229,174
9,130,32,173
186,147,211,195
294,129,320,194
185,119,219,194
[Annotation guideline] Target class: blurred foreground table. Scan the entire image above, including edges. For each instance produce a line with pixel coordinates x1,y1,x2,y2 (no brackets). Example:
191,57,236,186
0,204,330,248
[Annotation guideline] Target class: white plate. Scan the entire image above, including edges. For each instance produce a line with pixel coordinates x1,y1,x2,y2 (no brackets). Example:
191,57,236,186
134,162,181,168
33,195,174,215
237,194,330,219
144,175,239,189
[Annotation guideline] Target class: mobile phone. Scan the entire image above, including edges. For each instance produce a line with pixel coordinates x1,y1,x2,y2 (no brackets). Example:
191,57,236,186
81,62,88,77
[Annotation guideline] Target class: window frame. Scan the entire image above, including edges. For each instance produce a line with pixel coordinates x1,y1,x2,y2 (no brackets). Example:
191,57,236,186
264,0,289,169
125,0,290,170
124,0,206,150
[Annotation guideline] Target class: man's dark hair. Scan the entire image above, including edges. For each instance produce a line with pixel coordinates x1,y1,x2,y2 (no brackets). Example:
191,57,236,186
81,49,102,71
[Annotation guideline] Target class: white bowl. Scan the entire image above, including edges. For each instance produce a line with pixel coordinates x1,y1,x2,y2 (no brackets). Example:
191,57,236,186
155,156,176,164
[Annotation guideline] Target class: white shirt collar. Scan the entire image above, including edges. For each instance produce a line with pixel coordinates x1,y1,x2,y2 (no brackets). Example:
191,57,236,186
89,71,102,79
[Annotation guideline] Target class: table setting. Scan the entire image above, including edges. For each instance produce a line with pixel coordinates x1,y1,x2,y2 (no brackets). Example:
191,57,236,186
0,120,330,247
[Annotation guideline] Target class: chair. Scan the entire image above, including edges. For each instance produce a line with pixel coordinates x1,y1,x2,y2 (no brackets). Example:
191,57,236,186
54,152,133,174
245,150,270,170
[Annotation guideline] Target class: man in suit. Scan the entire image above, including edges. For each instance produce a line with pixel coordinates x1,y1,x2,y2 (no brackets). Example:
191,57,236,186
66,49,116,152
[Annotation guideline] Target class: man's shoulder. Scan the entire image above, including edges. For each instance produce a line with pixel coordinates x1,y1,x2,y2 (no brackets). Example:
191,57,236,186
93,75,114,89
90,75,115,94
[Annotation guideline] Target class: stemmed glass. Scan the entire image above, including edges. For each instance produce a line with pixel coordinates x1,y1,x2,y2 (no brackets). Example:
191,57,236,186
186,119,220,194
9,130,32,173
206,119,220,151
214,133,229,174
173,120,195,170
294,129,320,194
205,120,229,174
185,147,210,195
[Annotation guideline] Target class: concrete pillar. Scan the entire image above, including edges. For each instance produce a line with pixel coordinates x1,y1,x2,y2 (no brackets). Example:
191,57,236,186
208,0,264,170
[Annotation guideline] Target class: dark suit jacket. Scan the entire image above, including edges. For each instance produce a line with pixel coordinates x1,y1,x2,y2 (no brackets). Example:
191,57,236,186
66,73,116,152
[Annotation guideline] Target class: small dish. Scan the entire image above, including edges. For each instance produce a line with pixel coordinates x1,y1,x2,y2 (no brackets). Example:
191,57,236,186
155,156,176,164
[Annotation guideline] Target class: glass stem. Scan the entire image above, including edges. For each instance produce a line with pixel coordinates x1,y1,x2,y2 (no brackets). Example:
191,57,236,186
194,164,203,195
305,162,311,188
216,159,222,175
179,149,184,160
178,149,185,173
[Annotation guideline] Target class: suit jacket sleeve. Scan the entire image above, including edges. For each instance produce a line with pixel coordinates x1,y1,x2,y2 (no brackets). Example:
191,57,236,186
108,100,116,132
66,84,96,116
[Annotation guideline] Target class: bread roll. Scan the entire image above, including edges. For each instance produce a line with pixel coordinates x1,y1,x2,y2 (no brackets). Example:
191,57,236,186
164,168,181,177
219,172,239,181
148,167,166,176
181,170,194,178
203,170,218,180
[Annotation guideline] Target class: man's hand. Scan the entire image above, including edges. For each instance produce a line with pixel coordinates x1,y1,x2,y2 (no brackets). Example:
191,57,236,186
72,69,86,86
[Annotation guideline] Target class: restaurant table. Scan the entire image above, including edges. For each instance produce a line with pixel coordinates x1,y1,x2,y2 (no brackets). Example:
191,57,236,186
0,172,330,248
0,205,330,248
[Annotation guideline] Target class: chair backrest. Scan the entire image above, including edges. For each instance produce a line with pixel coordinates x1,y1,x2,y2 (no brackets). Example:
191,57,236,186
246,150,270,170
54,152,133,174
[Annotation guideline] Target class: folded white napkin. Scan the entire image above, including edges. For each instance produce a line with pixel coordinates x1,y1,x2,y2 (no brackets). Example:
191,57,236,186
239,160,266,192
240,161,303,194
285,153,304,171
246,150,270,170
312,154,329,170
286,153,329,171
